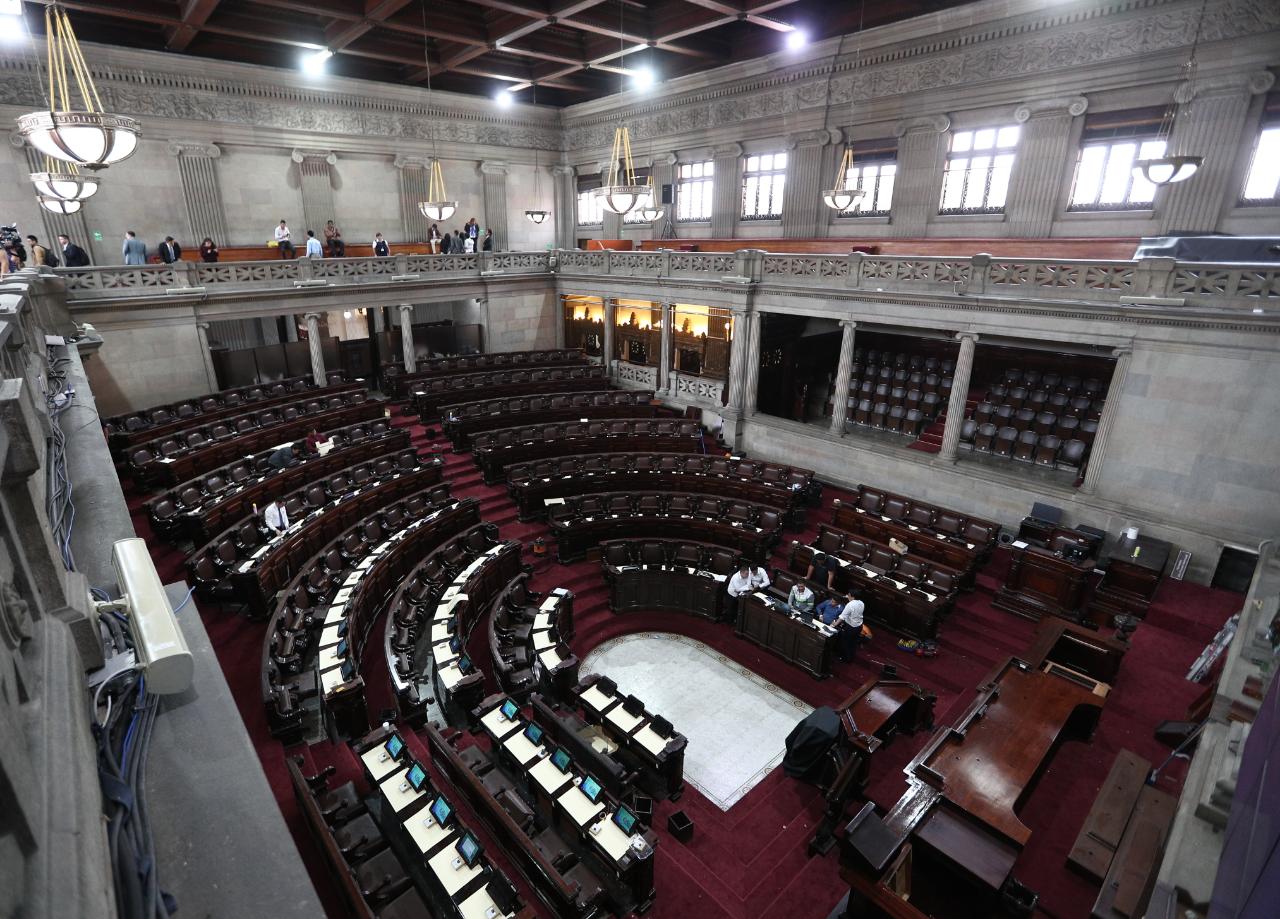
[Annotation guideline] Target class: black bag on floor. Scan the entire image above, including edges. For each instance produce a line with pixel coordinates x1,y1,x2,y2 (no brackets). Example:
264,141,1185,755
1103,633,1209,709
783,706,840,780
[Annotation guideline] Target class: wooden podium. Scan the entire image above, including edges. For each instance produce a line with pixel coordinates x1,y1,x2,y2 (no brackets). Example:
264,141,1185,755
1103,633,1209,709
994,542,1094,623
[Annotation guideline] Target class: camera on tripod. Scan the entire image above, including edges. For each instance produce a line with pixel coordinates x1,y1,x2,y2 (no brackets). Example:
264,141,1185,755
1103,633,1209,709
0,225,27,263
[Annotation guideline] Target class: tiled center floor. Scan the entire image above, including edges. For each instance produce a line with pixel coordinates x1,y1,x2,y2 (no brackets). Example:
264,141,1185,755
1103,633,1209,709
582,631,813,810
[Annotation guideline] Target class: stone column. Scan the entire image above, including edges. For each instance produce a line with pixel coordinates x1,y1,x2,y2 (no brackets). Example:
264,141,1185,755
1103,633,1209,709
659,303,673,394
304,312,326,387
710,142,743,238
602,299,616,376
829,319,857,434
398,304,416,373
740,310,763,414
1005,98,1088,237
938,332,978,462
194,321,218,391
891,115,950,237
291,149,338,239
1081,346,1133,494
552,164,577,249
479,161,509,250
725,309,757,412
395,154,431,243
1162,71,1275,234
168,140,229,247
782,130,836,238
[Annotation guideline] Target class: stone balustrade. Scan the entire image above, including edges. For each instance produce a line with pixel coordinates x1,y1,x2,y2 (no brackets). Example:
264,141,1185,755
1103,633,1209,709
49,248,1280,313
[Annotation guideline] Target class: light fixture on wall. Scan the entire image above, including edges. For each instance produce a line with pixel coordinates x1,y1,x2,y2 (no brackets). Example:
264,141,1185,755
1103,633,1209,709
1133,0,1207,186
820,8,863,211
415,1,457,224
17,3,140,170
525,82,550,225
592,0,648,217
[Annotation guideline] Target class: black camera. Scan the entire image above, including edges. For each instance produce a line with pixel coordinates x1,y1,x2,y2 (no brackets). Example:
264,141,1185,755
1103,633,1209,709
0,225,27,263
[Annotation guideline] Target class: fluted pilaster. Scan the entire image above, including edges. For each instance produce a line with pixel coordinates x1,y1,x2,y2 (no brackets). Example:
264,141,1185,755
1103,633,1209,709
292,149,337,238
938,332,978,462
1081,346,1133,494
829,320,857,434
782,130,835,238
1005,98,1088,237
395,155,432,243
169,140,229,246
552,164,576,249
891,116,950,237
480,161,509,250
710,143,743,238
304,312,326,387
398,304,416,373
659,303,673,393
602,299,616,376
1161,71,1275,234
741,311,762,414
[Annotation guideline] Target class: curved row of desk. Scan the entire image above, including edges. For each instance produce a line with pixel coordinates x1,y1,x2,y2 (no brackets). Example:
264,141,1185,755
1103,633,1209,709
549,491,783,563
411,365,607,417
827,511,984,585
442,390,657,451
507,451,810,523
146,421,410,543
389,347,588,398
835,486,1001,557
262,496,481,741
132,393,383,487
486,577,578,702
475,418,704,485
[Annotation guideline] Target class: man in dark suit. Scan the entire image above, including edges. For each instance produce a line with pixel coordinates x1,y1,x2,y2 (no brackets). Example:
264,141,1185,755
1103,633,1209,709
58,234,90,267
159,236,182,263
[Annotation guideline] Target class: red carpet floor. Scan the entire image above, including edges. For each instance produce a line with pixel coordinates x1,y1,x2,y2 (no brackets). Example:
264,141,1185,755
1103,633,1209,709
127,403,1242,919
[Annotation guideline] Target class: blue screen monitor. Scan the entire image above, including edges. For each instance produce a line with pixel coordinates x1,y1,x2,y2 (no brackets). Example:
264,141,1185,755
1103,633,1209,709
406,762,428,793
384,733,404,760
613,805,638,835
524,723,544,745
336,619,349,637
449,636,461,654
339,659,355,681
456,831,483,868
580,775,603,803
336,638,348,659
499,699,519,721
429,795,453,828
550,747,571,773
457,654,471,673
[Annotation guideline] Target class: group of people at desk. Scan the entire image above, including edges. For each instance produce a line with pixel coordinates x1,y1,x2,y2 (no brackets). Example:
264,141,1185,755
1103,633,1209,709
358,730,524,919
727,562,869,662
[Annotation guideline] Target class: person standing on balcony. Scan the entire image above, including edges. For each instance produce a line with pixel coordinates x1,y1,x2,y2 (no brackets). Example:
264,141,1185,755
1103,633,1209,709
440,231,453,255
467,218,479,248
373,233,390,257
305,230,323,259
463,232,475,254
122,231,146,265
200,238,219,263
324,220,345,257
428,224,442,254
274,220,296,258
159,236,182,264
482,228,494,252
25,235,49,266
58,234,90,267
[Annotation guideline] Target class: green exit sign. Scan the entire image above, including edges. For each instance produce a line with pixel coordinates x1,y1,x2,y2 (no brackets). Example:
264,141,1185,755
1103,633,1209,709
92,231,103,241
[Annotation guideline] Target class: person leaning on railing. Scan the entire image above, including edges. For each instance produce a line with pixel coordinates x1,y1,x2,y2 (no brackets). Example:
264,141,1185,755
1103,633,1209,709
200,238,219,263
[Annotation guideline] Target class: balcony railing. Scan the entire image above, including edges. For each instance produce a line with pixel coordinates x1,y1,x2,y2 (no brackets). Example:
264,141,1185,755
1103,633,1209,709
50,248,1280,313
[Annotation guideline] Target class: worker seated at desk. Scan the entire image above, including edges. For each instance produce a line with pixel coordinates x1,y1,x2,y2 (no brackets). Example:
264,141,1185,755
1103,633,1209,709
788,582,816,620
816,593,844,626
726,563,770,622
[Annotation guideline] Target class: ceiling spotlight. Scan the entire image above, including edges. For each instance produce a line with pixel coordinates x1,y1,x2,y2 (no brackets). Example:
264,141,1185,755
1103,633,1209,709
495,89,513,107
301,48,333,76
785,29,808,51
630,66,655,90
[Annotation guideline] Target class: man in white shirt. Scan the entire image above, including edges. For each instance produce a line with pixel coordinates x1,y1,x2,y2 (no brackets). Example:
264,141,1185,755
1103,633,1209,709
834,593,867,662
305,230,323,258
274,220,296,258
725,563,770,622
261,499,289,535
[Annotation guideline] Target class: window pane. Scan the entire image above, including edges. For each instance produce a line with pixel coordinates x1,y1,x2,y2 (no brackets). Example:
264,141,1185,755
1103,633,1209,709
952,131,972,153
941,167,965,209
973,128,996,151
988,154,1015,208
775,152,787,169
1099,142,1136,204
997,126,1021,148
1242,127,1280,200
1129,140,1165,204
746,155,759,172
877,170,895,211
759,154,772,171
705,161,714,176
963,156,990,208
1071,145,1107,205
772,174,786,214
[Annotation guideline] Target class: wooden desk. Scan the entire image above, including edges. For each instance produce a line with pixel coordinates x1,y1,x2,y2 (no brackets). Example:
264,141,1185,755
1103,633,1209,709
1089,534,1173,623
994,541,1094,623
608,565,725,620
736,592,836,679
1022,618,1128,684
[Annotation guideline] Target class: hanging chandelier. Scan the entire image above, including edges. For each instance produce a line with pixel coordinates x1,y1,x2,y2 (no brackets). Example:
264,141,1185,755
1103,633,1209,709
17,4,140,170
821,10,863,211
31,157,99,203
633,178,664,222
416,1,457,225
38,194,82,215
1133,0,1206,187
595,125,649,216
525,83,551,225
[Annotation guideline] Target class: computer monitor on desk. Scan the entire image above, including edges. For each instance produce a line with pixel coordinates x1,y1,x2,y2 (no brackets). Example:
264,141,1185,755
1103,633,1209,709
551,747,572,773
613,805,638,835
456,831,484,869
500,698,519,721
581,775,603,803
405,761,429,794
524,723,544,746
429,794,453,828
384,733,405,761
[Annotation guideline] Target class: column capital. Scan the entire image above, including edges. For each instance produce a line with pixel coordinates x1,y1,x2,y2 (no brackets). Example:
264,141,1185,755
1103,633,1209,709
1111,345,1133,358
167,139,221,158
895,114,950,138
651,152,678,167
393,154,432,170
398,303,414,312
839,318,858,331
785,129,839,150
1014,96,1088,123
955,331,979,342
712,142,743,159
303,311,322,322
551,163,576,176
291,148,337,165
479,161,509,176
1175,70,1275,104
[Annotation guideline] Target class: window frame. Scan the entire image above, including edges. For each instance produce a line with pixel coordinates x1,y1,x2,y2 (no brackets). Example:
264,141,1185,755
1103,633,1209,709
675,160,715,223
835,153,897,218
740,151,788,221
1239,123,1280,207
938,126,1020,216
576,188,604,227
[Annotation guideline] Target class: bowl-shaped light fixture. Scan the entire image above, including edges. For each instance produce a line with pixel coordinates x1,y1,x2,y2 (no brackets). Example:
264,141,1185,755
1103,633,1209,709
18,111,140,171
1133,154,1201,186
38,194,82,215
31,169,99,201
417,159,457,222
525,209,550,225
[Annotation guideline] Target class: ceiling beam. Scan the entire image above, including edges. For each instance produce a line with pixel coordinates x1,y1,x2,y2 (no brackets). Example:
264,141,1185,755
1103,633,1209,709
324,0,415,50
165,0,222,52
